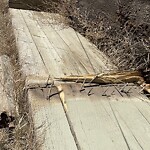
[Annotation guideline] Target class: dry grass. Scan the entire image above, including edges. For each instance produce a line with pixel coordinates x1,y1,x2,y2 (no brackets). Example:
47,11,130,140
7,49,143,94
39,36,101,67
0,0,41,149
1,1,149,149
67,1,150,71
38,0,149,82
9,0,150,83
40,0,150,73
11,0,149,72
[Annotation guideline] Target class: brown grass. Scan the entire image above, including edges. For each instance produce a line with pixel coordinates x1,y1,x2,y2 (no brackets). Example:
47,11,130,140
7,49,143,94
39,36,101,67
9,0,150,84
0,0,41,149
9,1,150,79
40,0,150,72
2,1,149,149
69,1,150,71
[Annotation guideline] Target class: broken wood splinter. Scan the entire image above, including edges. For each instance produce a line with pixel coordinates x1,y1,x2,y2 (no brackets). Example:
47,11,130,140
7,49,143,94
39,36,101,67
55,70,150,94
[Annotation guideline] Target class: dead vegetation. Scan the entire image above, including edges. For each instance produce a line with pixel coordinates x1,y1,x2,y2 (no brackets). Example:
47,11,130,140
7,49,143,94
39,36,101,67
9,1,150,81
38,0,150,82
66,1,150,70
9,0,150,75
0,0,149,149
0,0,40,149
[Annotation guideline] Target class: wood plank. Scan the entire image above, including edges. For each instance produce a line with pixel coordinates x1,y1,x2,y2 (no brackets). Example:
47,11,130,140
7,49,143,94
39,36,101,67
20,10,81,77
37,11,115,74
10,9,49,78
108,86,150,150
34,11,90,75
28,87,77,150
59,84,134,150
41,25,94,75
58,28,113,73
11,9,116,78
32,11,115,75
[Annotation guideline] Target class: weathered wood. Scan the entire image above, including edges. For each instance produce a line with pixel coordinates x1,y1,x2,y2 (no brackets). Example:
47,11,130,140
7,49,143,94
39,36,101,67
102,85,150,150
56,70,150,94
10,8,115,79
21,10,69,77
28,87,78,150
36,11,115,74
58,84,128,150
110,101,150,149
58,83,150,150
56,70,144,83
10,9,49,78
10,8,150,150
25,76,53,89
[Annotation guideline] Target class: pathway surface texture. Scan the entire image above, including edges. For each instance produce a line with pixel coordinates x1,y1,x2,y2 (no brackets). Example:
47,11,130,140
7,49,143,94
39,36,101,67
10,8,115,79
10,8,150,150
29,83,150,150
